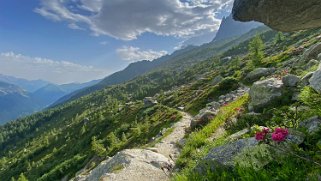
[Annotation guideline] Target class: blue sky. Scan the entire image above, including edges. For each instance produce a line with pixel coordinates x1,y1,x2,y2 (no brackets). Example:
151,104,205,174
0,0,232,84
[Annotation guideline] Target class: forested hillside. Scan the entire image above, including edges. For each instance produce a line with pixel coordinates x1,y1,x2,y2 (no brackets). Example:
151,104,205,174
1,25,321,181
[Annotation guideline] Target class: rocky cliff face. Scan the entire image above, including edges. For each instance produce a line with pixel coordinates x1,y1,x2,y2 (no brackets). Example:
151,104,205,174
232,0,321,31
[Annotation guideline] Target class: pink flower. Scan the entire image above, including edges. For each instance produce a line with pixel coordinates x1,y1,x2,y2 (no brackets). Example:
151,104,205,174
255,132,266,141
272,132,286,142
271,127,288,142
274,127,289,135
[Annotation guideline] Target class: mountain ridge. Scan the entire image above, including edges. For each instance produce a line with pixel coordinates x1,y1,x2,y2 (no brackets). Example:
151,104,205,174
53,25,268,107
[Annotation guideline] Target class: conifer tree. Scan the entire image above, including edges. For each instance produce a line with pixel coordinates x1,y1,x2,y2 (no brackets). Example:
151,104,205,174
249,34,265,66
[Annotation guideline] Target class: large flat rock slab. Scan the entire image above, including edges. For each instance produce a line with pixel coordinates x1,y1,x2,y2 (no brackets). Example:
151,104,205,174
232,0,321,32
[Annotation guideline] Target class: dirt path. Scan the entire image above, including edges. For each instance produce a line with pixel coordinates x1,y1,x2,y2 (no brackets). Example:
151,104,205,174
153,112,193,161
73,112,193,181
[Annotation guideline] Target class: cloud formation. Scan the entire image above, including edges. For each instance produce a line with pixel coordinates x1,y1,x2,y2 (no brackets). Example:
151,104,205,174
0,52,108,84
116,46,167,62
35,0,233,40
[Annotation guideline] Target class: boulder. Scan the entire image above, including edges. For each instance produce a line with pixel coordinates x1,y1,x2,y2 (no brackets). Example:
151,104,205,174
205,138,258,166
286,129,305,145
74,149,173,181
194,138,258,173
299,116,321,135
248,78,284,112
304,43,321,60
194,129,306,174
244,68,276,83
232,0,321,32
191,110,217,130
309,68,321,94
228,128,250,141
282,74,300,87
300,72,314,86
143,97,158,107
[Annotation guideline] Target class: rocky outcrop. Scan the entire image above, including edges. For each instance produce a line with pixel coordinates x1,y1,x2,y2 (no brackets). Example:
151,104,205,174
195,129,305,174
244,68,275,83
204,138,258,166
194,138,258,173
304,43,321,60
213,14,261,42
74,149,173,181
309,66,321,94
191,110,217,130
282,74,299,87
191,86,249,130
248,78,284,112
232,0,321,32
300,116,321,135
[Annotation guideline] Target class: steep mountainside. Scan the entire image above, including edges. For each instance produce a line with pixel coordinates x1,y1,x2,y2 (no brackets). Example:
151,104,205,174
213,14,261,41
53,26,269,107
52,59,168,106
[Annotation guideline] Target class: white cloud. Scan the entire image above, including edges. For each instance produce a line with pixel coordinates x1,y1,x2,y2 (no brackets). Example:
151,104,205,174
100,41,108,46
116,46,167,62
0,52,108,84
68,23,84,30
35,0,234,40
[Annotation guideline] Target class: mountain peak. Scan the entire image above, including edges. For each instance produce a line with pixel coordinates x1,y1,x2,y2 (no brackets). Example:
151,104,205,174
213,14,262,42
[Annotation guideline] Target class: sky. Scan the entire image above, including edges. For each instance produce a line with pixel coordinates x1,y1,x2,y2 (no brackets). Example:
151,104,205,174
0,0,233,84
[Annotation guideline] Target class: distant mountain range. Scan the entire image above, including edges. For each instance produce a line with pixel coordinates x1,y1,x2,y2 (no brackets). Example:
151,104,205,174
0,76,100,124
0,74,49,92
0,81,39,123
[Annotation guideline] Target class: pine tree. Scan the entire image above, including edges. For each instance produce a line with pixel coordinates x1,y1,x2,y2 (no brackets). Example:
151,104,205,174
249,34,265,66
91,136,106,157
274,32,285,44
106,132,119,147
121,132,127,142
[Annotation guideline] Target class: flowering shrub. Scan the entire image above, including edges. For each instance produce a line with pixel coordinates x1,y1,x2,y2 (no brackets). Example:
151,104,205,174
255,127,269,141
271,128,289,142
255,127,288,143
